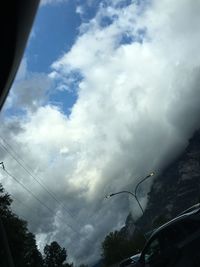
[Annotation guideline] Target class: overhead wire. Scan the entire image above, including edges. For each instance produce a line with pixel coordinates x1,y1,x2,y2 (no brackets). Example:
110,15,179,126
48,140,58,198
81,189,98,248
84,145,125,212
0,178,84,249
0,166,80,236
0,137,79,225
11,194,40,218
11,194,55,230
0,137,94,242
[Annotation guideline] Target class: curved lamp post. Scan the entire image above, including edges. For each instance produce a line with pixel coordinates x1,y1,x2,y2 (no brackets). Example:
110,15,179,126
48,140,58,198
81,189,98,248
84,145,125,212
105,172,155,215
106,190,145,215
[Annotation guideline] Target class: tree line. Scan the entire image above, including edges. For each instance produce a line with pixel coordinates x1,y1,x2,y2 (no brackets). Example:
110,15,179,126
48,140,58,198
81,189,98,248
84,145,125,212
101,213,168,266
101,229,145,266
0,181,166,267
0,183,87,267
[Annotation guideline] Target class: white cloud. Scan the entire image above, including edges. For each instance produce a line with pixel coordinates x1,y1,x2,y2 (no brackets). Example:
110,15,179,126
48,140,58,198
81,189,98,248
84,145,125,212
40,0,68,6
76,5,84,15
2,0,200,265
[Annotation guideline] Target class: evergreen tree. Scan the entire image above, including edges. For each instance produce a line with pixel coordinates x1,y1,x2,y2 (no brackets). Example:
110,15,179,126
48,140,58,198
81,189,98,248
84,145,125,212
0,183,44,267
102,230,145,265
44,241,67,267
79,264,88,267
24,232,44,267
0,183,12,215
63,263,74,267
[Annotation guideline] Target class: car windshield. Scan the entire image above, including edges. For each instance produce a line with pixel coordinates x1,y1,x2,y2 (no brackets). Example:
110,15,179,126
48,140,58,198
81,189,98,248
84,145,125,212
1,1,200,267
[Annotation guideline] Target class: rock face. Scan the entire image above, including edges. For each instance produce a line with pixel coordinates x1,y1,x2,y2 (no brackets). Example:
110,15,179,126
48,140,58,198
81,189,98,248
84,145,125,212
120,213,136,239
126,129,200,234
94,131,200,267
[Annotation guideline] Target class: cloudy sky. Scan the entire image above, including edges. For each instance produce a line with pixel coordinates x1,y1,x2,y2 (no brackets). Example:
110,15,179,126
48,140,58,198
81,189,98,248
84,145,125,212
1,0,200,265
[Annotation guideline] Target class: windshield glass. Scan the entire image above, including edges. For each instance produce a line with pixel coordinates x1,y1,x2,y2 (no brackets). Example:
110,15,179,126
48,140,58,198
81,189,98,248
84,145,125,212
1,1,200,267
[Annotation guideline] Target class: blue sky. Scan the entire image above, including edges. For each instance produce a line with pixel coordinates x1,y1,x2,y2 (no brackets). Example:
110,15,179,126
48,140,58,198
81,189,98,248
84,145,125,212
27,1,80,73
24,1,82,114
26,0,110,73
12,0,103,115
12,0,141,115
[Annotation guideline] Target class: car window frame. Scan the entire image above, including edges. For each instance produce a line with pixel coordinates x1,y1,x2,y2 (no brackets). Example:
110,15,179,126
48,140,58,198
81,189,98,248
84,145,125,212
140,234,162,265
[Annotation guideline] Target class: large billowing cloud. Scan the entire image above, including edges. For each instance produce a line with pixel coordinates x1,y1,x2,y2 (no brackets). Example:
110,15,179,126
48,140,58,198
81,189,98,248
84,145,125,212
1,0,200,264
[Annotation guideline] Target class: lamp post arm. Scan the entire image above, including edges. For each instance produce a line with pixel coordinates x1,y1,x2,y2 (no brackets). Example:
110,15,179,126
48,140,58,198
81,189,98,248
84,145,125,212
110,191,136,197
110,191,144,215
134,174,151,197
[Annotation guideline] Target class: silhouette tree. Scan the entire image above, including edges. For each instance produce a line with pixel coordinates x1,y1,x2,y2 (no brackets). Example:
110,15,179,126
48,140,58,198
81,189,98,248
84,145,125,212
0,183,73,267
0,183,44,267
102,230,145,266
44,241,67,267
0,183,12,215
102,231,131,265
63,263,74,267
24,232,44,267
78,264,88,267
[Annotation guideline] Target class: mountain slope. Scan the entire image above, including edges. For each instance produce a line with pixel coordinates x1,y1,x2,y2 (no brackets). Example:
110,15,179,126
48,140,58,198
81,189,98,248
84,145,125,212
128,129,200,233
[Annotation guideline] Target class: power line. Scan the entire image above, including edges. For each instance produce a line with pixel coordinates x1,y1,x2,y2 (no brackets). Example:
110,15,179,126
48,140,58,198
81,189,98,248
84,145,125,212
10,195,48,226
0,166,80,236
11,194,39,215
4,190,81,249
3,168,56,215
0,138,93,241
0,137,78,223
0,140,65,204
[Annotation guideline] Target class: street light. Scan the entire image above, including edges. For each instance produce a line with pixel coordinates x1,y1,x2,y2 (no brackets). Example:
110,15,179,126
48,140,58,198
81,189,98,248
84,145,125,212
134,172,155,215
134,172,155,198
106,190,144,214
105,172,155,215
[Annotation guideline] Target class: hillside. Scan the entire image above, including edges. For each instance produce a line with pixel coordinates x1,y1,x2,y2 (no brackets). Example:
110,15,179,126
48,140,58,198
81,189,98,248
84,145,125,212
126,129,200,234
95,130,200,267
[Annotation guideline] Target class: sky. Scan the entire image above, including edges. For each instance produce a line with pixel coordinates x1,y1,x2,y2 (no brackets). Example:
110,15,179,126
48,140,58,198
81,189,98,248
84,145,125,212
1,0,200,265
